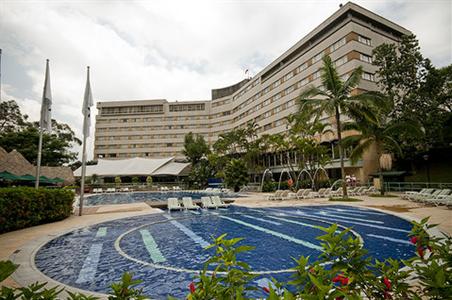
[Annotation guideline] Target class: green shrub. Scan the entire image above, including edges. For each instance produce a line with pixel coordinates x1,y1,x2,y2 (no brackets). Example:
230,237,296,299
0,187,74,233
261,180,275,192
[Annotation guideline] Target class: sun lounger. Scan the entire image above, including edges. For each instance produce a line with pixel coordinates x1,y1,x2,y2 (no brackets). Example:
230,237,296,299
182,197,199,210
167,197,182,211
267,190,283,201
201,196,216,208
410,189,441,202
421,189,451,205
297,189,312,199
401,188,430,200
106,187,115,193
211,195,229,208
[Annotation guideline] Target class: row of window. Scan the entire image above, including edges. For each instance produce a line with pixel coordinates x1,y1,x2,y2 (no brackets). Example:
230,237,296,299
100,105,164,116
169,103,205,112
96,142,185,150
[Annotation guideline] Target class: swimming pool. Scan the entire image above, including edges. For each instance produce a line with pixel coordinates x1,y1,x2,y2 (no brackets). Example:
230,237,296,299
35,205,414,298
84,191,237,206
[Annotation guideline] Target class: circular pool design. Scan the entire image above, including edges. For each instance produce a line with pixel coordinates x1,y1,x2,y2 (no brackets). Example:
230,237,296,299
35,205,414,298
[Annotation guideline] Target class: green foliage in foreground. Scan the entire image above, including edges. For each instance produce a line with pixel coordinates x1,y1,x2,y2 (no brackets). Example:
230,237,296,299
1,218,451,299
0,187,75,233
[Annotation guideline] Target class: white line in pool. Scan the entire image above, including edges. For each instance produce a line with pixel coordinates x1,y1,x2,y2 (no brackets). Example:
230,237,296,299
317,212,384,224
267,208,410,233
140,229,166,263
219,215,322,251
163,215,210,248
366,234,412,245
241,214,282,225
75,243,103,284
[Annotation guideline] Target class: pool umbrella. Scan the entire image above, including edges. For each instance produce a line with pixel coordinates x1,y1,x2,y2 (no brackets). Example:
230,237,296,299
0,171,20,181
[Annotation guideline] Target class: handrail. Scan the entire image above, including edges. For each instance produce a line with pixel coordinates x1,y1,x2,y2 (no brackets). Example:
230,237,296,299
383,181,452,192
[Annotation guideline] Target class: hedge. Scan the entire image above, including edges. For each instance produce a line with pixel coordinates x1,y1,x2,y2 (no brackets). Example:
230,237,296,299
0,187,74,234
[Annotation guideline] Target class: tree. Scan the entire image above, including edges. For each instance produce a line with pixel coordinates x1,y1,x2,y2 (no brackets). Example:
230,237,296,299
342,97,421,195
115,176,122,187
183,132,210,164
186,159,213,189
146,176,153,187
131,176,140,186
373,34,452,154
224,159,249,192
0,100,28,133
0,100,81,166
299,55,373,197
91,174,99,185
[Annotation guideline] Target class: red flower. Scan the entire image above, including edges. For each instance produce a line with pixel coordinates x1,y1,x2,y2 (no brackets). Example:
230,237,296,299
383,277,391,290
410,236,418,244
309,267,316,274
335,297,344,300
417,246,424,258
189,282,196,294
262,286,270,293
427,245,433,252
332,274,349,286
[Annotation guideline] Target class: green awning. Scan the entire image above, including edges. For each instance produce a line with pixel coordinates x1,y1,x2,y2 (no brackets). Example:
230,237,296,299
0,171,20,181
18,174,36,181
52,177,65,183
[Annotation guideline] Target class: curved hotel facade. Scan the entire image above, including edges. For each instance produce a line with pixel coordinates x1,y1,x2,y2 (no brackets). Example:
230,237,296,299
94,2,410,182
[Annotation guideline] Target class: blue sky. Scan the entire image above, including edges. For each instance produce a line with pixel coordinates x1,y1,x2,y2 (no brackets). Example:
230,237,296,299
0,0,450,160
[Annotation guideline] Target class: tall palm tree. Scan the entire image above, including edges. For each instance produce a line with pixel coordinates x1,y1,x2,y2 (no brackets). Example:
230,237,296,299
299,55,374,198
342,97,420,195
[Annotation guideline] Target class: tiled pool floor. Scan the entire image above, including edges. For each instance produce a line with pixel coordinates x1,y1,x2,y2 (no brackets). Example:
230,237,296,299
34,205,414,298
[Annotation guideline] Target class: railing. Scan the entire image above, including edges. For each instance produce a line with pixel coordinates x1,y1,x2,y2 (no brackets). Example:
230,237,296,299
384,182,452,192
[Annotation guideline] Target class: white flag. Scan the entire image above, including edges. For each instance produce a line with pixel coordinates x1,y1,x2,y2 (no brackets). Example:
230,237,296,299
82,66,94,137
40,59,52,132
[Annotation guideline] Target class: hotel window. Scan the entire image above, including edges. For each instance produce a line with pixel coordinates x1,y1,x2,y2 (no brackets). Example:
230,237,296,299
358,35,371,46
299,78,309,86
312,52,324,64
312,70,321,80
296,63,308,73
360,53,373,63
285,85,295,94
273,93,282,101
330,37,346,52
284,71,294,81
341,73,350,81
362,72,375,82
334,56,348,67
273,79,281,88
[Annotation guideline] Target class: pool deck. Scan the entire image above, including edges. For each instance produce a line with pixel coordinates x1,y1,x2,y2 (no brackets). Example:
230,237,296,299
1,193,451,296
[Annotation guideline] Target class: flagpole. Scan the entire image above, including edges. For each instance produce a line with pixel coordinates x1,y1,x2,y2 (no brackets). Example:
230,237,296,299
35,129,43,188
35,59,51,189
79,129,87,216
79,66,91,216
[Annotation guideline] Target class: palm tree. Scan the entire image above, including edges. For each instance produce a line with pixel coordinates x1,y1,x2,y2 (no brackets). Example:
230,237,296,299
342,97,420,195
299,55,374,198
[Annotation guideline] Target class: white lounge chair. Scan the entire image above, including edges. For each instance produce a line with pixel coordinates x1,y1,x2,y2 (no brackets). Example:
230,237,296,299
297,189,312,199
167,198,182,211
211,195,229,208
411,189,441,202
401,188,430,200
106,187,115,193
182,197,199,210
201,196,216,208
267,190,283,201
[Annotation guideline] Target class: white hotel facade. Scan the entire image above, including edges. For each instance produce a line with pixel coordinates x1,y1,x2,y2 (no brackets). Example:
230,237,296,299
93,2,411,182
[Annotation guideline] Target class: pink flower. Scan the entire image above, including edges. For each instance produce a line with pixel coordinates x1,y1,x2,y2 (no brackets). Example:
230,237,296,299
384,290,392,299
383,277,391,290
410,236,418,244
189,282,196,294
262,286,270,293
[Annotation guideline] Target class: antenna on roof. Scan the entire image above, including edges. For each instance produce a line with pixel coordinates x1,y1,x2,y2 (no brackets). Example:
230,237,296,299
339,3,343,8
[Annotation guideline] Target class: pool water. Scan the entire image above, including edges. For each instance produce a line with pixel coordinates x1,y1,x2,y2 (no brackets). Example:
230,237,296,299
35,205,414,298
85,191,237,206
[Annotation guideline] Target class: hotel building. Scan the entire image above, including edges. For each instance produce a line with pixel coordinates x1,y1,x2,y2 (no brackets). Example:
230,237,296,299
94,2,411,182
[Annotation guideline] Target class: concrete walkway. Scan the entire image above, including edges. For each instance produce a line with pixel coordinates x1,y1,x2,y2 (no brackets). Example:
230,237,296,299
0,193,450,295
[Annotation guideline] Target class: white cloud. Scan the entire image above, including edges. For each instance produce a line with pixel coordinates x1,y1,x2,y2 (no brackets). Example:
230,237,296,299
0,0,450,161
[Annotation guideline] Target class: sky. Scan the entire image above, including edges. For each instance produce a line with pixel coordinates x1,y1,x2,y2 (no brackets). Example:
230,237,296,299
0,0,451,161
